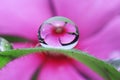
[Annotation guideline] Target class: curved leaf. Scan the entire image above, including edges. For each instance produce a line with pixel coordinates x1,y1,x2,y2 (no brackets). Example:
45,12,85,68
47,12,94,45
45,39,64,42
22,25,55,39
0,35,32,42
0,47,120,80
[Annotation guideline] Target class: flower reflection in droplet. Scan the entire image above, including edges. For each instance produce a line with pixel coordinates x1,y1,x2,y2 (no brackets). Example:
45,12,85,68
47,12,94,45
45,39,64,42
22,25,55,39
38,16,79,49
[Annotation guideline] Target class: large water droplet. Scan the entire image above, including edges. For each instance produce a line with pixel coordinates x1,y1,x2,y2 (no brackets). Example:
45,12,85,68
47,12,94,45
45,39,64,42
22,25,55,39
38,16,79,49
0,37,13,51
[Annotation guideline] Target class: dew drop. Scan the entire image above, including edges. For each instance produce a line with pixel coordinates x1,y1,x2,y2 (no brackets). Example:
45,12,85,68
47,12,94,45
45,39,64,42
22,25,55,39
107,58,120,71
38,16,79,49
0,37,13,51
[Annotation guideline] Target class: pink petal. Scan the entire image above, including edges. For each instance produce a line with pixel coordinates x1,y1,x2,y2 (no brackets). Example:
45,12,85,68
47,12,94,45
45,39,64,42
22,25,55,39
38,58,86,80
0,0,52,41
50,21,65,27
72,60,103,80
44,34,61,46
65,23,76,33
53,0,120,40
78,16,120,59
13,42,36,49
0,54,44,80
40,24,53,39
60,33,75,44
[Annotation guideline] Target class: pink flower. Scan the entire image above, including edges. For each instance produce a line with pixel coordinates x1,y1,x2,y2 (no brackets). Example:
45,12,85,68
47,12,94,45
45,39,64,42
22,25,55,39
0,0,120,80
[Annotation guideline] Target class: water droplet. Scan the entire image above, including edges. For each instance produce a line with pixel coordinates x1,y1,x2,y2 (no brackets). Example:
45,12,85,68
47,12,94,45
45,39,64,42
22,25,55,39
106,51,120,71
107,58,120,71
0,37,13,51
38,16,79,49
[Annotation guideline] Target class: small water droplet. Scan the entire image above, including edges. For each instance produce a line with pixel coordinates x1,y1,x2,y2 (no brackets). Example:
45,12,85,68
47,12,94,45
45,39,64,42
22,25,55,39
107,58,120,71
0,37,13,51
38,16,79,49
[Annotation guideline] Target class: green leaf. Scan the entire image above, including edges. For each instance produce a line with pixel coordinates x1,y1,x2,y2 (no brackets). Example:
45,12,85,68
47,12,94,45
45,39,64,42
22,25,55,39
0,56,13,68
0,35,32,42
0,47,120,80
